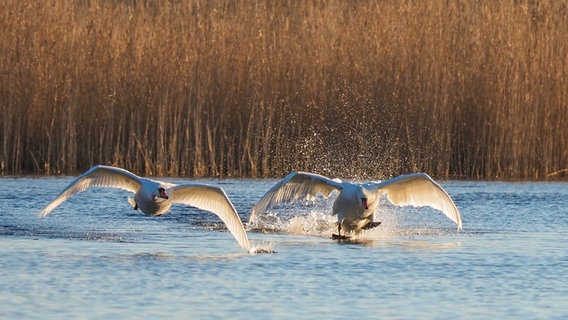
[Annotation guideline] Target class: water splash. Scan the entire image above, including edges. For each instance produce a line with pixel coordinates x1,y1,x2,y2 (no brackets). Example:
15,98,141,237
248,204,459,242
248,242,277,254
248,209,336,237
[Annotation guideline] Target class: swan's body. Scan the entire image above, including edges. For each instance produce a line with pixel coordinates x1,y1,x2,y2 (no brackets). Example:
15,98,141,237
39,165,250,251
250,172,462,237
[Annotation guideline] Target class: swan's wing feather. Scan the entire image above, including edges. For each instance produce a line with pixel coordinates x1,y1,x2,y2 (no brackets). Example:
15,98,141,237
170,184,250,251
251,171,342,221
39,165,142,217
371,173,462,230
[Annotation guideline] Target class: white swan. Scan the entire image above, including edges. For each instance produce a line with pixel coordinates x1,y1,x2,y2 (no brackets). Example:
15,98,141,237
250,172,462,238
39,165,250,251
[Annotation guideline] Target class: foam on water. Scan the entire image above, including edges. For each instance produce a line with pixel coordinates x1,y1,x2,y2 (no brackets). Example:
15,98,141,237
248,242,276,254
247,200,460,242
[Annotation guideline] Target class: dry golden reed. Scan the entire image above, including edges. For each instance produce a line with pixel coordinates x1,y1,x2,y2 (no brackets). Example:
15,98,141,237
1,0,567,179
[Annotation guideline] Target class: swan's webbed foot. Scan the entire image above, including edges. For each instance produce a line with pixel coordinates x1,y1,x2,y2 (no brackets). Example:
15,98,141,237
362,221,381,230
332,233,351,240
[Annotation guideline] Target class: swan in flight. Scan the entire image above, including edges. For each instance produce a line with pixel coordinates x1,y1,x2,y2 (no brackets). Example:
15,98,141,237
250,172,462,238
39,165,250,252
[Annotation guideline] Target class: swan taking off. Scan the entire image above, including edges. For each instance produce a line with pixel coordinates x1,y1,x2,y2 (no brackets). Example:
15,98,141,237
39,165,250,252
250,172,462,238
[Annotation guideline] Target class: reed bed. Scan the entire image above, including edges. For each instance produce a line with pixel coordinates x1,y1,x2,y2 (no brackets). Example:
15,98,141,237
1,0,567,179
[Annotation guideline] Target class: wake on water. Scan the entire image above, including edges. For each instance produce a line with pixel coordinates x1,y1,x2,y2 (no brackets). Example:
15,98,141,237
14,201,456,254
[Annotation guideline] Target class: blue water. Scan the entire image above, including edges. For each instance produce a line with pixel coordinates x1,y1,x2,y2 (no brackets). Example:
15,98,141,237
1,177,567,319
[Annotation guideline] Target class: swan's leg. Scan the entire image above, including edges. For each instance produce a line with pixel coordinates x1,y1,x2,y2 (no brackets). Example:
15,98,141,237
332,220,350,240
134,203,138,210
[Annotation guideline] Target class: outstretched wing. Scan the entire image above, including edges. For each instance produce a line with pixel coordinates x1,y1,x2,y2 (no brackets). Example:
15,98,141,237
369,173,462,230
250,171,343,222
39,165,142,218
170,184,250,252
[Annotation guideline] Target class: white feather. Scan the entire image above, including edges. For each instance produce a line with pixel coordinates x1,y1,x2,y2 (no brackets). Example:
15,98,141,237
38,165,142,217
370,173,462,230
170,185,250,251
250,171,343,222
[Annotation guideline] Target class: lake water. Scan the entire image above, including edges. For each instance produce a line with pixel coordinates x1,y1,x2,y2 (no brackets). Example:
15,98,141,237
1,177,567,319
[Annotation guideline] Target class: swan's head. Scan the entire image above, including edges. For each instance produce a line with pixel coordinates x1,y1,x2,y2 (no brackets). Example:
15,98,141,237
153,187,169,201
356,189,368,209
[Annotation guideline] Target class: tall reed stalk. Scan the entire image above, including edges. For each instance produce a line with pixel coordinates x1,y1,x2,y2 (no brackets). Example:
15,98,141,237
1,0,567,179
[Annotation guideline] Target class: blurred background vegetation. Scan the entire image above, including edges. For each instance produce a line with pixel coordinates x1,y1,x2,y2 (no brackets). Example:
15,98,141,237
1,0,567,179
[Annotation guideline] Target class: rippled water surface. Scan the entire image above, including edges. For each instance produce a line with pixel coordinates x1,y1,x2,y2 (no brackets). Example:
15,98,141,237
1,177,567,319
